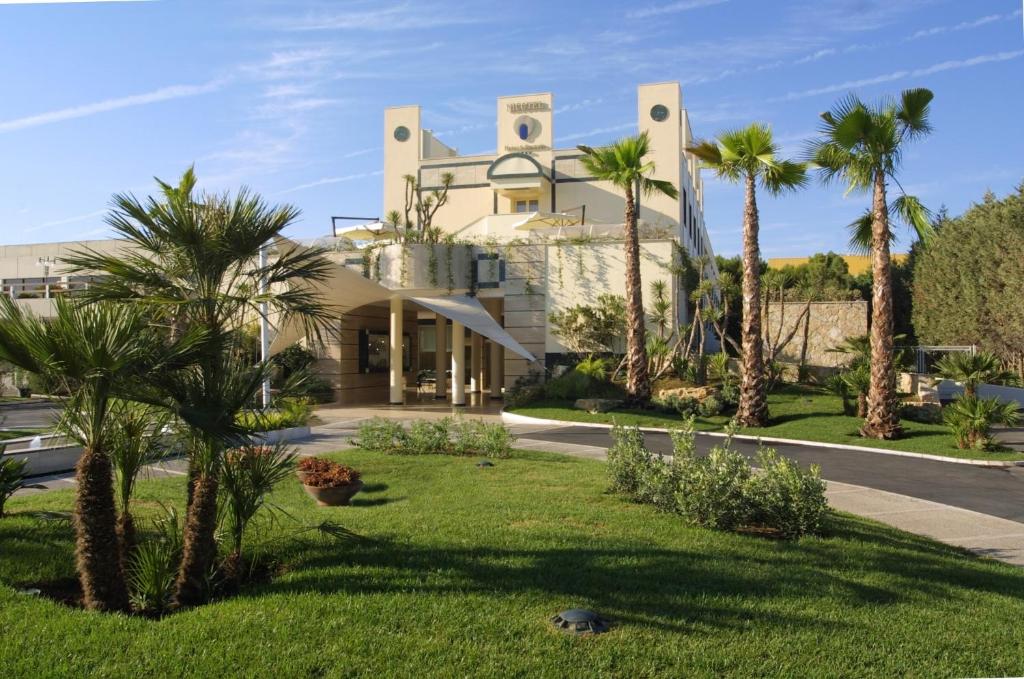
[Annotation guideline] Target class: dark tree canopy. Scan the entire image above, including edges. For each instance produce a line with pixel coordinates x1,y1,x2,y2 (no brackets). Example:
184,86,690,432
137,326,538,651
912,184,1024,372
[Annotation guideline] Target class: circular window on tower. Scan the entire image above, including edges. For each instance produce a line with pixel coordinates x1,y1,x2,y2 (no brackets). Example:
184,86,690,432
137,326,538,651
393,125,411,142
650,104,670,122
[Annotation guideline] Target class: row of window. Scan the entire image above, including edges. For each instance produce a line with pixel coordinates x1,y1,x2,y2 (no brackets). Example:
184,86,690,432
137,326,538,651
1,275,101,299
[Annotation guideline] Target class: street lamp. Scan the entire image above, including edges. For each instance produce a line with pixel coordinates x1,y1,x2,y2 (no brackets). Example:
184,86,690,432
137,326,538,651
36,256,56,299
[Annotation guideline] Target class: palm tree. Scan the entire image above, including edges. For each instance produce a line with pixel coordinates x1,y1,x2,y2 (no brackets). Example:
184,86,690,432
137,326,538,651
0,297,196,611
577,132,679,403
935,351,1017,398
809,89,934,439
64,167,334,607
688,124,808,427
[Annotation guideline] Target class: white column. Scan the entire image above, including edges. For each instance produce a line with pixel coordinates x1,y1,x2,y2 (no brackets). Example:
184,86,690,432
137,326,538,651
434,313,447,399
451,321,466,406
470,332,483,393
489,341,503,398
258,245,271,409
389,296,403,405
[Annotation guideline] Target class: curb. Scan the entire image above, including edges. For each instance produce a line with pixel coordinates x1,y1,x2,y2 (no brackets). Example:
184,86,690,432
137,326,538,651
0,398,53,410
500,410,1024,468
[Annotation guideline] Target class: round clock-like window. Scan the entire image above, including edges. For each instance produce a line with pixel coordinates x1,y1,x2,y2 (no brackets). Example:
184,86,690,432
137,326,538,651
393,125,411,142
650,104,670,122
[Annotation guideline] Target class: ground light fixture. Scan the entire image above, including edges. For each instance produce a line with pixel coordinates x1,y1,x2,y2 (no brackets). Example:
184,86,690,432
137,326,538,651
550,609,610,635
476,460,495,468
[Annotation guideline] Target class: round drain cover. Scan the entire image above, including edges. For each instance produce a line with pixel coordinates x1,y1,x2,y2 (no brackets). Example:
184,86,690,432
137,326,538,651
551,608,609,634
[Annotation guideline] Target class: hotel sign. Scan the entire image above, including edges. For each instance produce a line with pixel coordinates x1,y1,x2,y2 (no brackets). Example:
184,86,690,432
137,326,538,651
506,101,549,113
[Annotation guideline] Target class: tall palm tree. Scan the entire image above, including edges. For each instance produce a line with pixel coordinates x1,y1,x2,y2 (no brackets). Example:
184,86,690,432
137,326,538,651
0,297,198,611
688,124,807,427
809,89,934,439
577,132,679,403
64,167,334,607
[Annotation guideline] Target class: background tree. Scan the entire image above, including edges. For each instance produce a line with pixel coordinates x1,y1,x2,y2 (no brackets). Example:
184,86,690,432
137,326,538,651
65,168,334,608
689,124,807,426
913,184,1024,378
809,88,934,439
577,132,679,403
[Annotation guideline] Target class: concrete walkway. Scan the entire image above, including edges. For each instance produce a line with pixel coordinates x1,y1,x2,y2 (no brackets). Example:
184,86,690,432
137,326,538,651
15,407,1024,567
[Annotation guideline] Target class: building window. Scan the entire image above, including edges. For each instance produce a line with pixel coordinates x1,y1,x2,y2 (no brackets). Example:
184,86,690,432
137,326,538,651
358,330,411,373
514,199,539,213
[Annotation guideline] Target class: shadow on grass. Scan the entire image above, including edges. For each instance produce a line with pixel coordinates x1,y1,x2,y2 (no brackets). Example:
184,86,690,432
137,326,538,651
243,508,1024,636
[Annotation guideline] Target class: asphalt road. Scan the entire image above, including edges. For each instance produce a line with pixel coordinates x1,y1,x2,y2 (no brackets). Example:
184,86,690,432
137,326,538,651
524,425,1024,523
0,402,60,431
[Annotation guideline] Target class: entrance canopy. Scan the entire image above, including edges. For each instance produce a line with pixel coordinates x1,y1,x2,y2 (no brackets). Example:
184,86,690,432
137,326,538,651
269,258,536,363
408,295,536,362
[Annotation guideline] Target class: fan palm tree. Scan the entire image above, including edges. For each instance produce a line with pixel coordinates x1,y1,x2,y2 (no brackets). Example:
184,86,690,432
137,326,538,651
808,89,934,439
0,297,199,611
688,124,808,427
577,132,679,403
64,167,335,607
935,351,1017,398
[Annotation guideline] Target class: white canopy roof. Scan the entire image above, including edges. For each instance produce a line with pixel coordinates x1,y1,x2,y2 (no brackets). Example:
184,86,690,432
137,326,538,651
269,258,536,363
407,295,536,361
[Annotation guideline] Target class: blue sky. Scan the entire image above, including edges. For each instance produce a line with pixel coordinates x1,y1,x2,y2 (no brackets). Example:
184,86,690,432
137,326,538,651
0,0,1021,257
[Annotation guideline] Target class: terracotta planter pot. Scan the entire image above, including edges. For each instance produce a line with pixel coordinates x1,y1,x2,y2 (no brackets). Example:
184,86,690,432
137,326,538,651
295,469,313,484
302,480,364,507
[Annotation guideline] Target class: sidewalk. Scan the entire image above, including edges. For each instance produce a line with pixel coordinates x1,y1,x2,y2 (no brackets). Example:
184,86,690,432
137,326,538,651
16,412,1024,567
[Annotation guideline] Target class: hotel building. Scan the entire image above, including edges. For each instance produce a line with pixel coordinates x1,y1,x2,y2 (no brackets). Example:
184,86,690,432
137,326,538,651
0,82,717,406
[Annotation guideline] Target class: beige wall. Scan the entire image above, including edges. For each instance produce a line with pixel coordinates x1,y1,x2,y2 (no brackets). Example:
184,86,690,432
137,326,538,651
544,240,676,354
764,300,869,368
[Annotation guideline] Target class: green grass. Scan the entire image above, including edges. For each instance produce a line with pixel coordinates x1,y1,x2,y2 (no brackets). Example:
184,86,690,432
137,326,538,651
0,430,42,442
510,384,1024,462
4,449,1024,677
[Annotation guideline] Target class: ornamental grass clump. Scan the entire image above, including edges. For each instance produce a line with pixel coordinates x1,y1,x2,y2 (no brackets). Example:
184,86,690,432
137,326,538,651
355,417,516,458
943,395,1021,451
607,422,827,539
354,417,408,453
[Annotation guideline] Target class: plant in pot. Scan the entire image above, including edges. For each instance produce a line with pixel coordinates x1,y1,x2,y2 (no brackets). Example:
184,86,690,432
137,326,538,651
302,463,363,506
295,456,334,484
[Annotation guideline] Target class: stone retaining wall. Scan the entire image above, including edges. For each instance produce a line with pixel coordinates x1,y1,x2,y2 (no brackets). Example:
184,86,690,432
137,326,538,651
764,300,868,368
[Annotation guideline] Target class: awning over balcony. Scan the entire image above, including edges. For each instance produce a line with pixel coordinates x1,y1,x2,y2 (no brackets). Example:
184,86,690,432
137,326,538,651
268,256,536,363
407,294,536,362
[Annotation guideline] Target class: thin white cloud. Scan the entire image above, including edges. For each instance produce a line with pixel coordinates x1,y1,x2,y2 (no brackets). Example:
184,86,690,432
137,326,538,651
274,3,479,31
25,208,106,232
276,170,383,195
907,10,1020,40
793,48,837,65
0,80,223,133
627,0,727,20
556,122,636,144
774,49,1024,101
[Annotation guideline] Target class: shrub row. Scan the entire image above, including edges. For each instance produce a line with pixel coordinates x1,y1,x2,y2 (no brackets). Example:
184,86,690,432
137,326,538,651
354,417,516,458
607,421,828,539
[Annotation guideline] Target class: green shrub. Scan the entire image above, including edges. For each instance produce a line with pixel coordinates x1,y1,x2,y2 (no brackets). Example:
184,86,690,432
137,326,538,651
354,417,407,453
0,456,28,518
606,421,827,539
406,418,453,455
746,448,827,539
236,397,313,432
128,506,182,615
574,356,612,380
653,394,700,417
544,366,624,401
504,372,545,408
606,424,650,499
675,444,752,531
943,395,1021,450
452,419,516,458
718,382,740,408
698,395,723,418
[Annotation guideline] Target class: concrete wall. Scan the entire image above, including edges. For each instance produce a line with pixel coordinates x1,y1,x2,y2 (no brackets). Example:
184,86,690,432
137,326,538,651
764,300,869,368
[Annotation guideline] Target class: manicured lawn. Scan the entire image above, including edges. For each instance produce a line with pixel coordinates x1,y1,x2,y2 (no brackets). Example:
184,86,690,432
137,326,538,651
510,384,1024,462
3,449,1024,677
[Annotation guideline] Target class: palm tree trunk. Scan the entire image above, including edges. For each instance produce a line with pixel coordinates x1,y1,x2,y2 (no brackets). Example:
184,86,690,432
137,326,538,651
623,182,650,404
737,173,769,427
861,169,903,439
74,445,130,612
173,469,220,607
